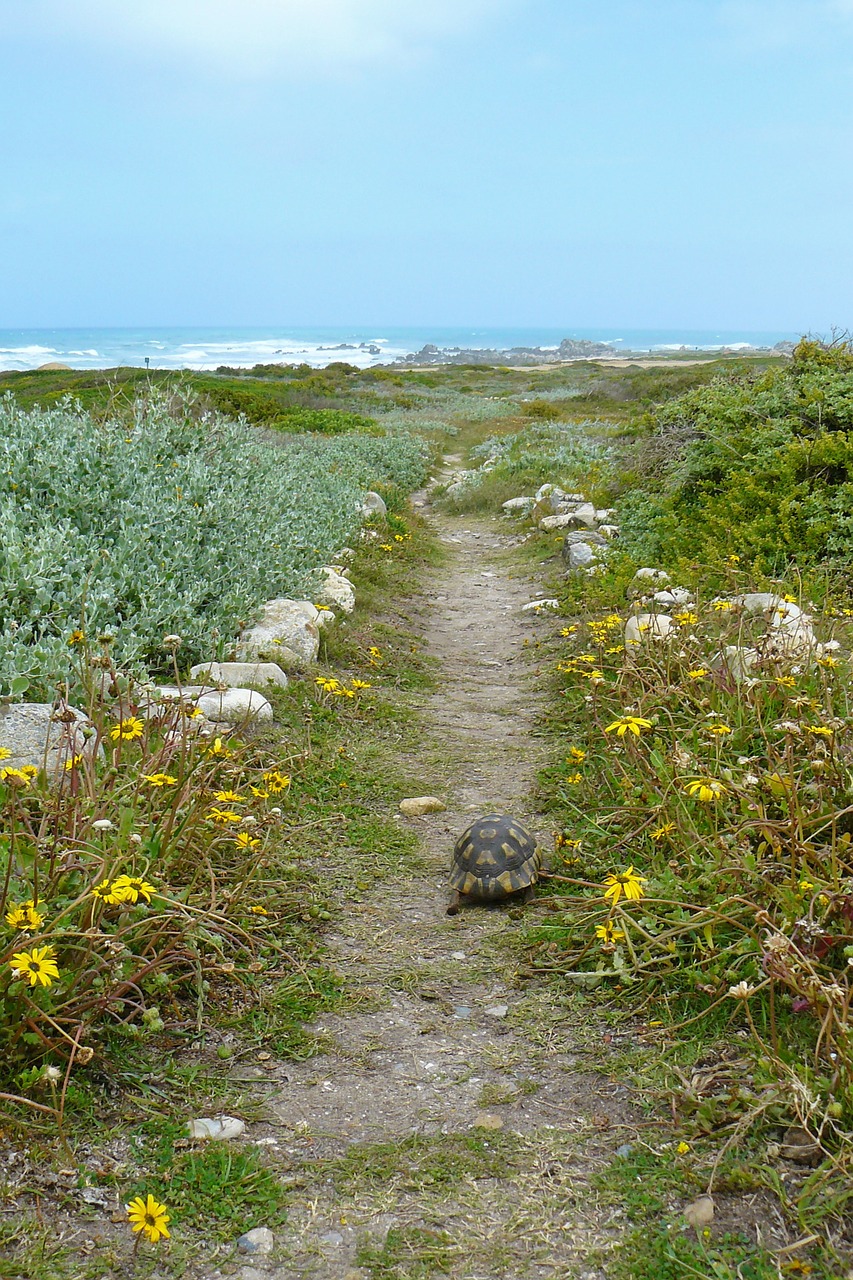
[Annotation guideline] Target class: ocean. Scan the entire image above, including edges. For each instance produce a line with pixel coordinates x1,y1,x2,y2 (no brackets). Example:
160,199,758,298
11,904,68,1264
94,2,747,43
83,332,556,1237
0,326,801,373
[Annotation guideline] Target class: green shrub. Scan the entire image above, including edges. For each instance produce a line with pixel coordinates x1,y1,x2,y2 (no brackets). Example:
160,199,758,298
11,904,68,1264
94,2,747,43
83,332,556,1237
0,390,427,693
621,340,853,580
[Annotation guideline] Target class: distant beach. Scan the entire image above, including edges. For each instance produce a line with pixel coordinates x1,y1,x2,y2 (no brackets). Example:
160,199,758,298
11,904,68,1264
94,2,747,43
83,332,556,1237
0,326,801,373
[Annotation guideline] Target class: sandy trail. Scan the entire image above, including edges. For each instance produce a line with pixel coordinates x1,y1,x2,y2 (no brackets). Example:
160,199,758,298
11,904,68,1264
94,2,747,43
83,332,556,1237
211,485,635,1280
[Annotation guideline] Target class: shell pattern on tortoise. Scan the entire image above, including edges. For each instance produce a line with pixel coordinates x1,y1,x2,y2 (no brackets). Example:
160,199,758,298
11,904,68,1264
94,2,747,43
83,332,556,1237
447,813,542,915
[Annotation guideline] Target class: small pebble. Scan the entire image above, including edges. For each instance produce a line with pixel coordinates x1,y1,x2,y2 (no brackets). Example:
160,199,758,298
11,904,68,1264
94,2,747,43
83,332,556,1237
473,1112,504,1131
320,1231,345,1246
237,1226,275,1255
453,1006,471,1019
187,1116,246,1141
399,796,447,816
683,1195,715,1231
615,1143,633,1158
485,1005,509,1019
451,951,466,960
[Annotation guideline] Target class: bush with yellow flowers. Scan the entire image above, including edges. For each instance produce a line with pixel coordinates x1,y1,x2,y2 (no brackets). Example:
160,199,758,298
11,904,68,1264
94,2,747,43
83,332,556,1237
532,568,853,1149
0,644,295,1116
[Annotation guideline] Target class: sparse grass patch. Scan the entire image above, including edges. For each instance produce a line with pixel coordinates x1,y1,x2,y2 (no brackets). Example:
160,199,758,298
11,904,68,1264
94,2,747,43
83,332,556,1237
318,1130,523,1194
356,1225,460,1280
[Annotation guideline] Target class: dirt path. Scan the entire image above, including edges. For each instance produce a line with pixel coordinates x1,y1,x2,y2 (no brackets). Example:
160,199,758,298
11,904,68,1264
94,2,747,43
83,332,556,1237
214,484,638,1280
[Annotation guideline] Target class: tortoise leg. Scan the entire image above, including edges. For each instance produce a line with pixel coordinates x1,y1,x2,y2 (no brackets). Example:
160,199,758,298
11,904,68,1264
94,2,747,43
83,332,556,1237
521,884,536,905
446,891,462,916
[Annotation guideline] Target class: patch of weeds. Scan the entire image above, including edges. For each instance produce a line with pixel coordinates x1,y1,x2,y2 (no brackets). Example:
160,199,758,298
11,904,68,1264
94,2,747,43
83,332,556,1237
318,1131,522,1193
478,1078,539,1107
356,1225,459,1280
594,1146,841,1280
604,1226,779,1280
161,1143,286,1238
131,1120,287,1241
236,964,345,1056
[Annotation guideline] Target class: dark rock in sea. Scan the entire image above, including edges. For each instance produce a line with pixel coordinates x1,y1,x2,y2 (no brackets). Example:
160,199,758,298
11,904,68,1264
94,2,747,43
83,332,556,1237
393,337,623,367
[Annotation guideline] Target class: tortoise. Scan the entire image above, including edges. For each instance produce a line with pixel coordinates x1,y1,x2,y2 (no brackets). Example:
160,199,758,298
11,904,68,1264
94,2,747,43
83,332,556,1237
447,814,542,915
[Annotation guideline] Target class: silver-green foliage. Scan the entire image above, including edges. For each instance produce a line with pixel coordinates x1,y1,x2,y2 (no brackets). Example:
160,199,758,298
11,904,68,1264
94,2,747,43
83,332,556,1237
0,391,428,693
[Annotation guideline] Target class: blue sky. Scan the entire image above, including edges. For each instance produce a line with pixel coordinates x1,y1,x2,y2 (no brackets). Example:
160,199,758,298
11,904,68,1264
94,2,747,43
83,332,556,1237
2,0,852,329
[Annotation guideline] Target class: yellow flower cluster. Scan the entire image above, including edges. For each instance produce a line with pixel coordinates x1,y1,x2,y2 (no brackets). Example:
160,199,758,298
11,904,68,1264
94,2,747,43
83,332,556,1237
0,764,38,786
588,614,622,644
315,675,371,699
92,874,157,905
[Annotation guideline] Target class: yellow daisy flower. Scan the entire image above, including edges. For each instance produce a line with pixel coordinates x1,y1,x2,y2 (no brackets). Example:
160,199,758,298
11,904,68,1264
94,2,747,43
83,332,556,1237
684,777,728,803
110,717,144,742
126,1194,170,1243
5,901,45,932
111,874,157,904
604,716,653,738
602,867,648,905
9,944,60,988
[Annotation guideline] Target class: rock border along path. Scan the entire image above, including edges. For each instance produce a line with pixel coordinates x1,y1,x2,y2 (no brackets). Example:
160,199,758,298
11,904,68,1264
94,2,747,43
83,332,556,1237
214,482,640,1280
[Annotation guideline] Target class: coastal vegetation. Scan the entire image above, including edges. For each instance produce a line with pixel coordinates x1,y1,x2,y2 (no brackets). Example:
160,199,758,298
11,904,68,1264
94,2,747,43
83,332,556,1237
0,388,427,696
4,343,853,1276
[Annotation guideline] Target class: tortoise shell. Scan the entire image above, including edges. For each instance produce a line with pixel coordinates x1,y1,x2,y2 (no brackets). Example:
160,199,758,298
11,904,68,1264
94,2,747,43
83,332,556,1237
450,814,541,901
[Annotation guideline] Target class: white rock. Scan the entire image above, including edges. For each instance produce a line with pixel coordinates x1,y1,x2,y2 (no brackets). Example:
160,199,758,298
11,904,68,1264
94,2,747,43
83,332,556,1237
538,513,578,531
502,496,535,514
712,645,759,681
625,613,674,645
237,599,321,667
564,530,608,548
633,567,670,583
653,588,694,607
595,508,617,523
564,502,598,528
196,689,273,725
598,524,620,539
187,1116,246,1141
360,491,387,520
0,703,98,780
314,567,356,615
237,1227,275,1256
399,796,447,816
733,592,789,615
564,542,599,571
522,598,560,613
190,662,288,690
485,1004,509,1018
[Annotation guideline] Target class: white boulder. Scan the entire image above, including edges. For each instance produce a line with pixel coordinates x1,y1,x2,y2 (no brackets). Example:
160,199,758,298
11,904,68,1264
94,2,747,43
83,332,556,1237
314,567,355,615
633,568,670,583
360,491,387,520
0,703,97,780
237,600,321,667
539,513,578,531
564,542,600,572
190,662,288,690
653,588,694,607
712,645,759,681
502,496,535,515
625,613,674,645
522,598,560,613
196,689,273,725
